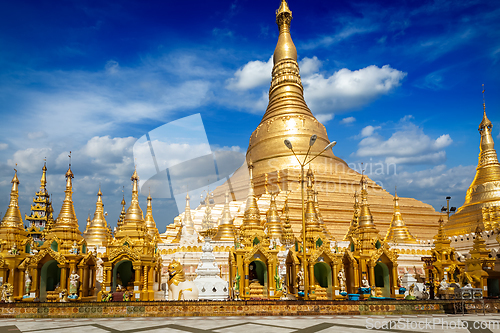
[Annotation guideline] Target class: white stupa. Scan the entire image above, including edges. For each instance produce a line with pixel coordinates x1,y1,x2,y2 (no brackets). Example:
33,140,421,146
194,231,229,300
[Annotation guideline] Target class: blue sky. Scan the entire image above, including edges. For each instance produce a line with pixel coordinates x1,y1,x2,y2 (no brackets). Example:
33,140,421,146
0,0,499,233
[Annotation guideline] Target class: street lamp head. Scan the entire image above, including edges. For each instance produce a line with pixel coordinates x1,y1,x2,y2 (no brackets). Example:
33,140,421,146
450,207,456,212
284,139,293,150
446,196,451,200
323,141,337,151
309,135,317,147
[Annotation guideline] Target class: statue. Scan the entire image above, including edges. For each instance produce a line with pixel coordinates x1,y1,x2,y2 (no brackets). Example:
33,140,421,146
338,269,346,293
70,241,79,254
167,260,199,300
297,269,304,292
24,271,31,295
59,289,68,302
69,270,80,297
439,278,449,291
361,275,370,288
233,271,241,300
408,284,415,296
8,244,19,255
1,283,13,302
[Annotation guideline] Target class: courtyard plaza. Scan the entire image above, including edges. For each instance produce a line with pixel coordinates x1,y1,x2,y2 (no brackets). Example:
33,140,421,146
0,314,500,333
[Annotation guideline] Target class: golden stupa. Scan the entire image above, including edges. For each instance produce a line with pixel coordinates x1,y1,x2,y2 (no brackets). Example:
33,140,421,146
213,191,235,241
83,187,112,248
213,0,443,240
445,100,500,235
384,190,417,244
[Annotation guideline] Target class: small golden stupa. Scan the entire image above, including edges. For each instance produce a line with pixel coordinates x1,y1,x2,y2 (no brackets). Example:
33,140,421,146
83,187,112,248
213,191,235,241
384,190,418,244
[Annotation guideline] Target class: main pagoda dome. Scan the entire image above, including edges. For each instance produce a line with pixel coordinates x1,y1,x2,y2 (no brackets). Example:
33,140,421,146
211,0,444,240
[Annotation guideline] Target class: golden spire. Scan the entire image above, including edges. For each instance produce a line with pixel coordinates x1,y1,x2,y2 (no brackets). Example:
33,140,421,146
434,217,451,252
241,163,265,242
343,192,359,241
55,163,79,229
265,192,283,239
274,0,296,64
281,196,295,246
384,189,417,244
182,192,195,236
121,168,146,231
214,190,236,241
445,87,500,235
40,161,47,190
117,187,126,230
245,0,346,178
201,191,214,230
84,187,111,247
304,169,324,244
145,190,160,239
1,168,23,229
358,174,375,228
314,190,333,241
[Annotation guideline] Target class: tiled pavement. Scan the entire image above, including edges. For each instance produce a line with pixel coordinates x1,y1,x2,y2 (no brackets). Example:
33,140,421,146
0,314,500,333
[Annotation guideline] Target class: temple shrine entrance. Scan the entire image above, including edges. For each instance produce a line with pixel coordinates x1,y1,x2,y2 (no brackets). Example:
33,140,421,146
39,260,61,302
112,260,134,292
313,262,332,299
374,262,391,297
249,260,267,298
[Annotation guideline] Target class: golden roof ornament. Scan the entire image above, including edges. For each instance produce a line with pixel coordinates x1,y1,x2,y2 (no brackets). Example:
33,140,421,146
201,191,214,230
384,188,417,244
241,163,266,244
214,190,236,241
344,191,359,241
84,187,111,247
265,192,283,239
117,187,126,230
145,190,160,240
314,190,333,241
281,197,295,247
0,168,23,229
274,0,296,64
55,162,79,229
182,192,195,236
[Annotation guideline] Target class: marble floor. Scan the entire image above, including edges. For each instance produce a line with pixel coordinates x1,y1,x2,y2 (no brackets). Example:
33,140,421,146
0,314,499,333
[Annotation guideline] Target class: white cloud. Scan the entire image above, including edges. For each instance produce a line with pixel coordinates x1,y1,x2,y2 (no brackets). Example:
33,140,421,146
299,56,322,76
497,130,500,139
316,114,334,124
340,117,356,124
226,56,273,91
0,143,7,151
8,148,53,173
303,65,407,113
27,131,47,140
356,121,452,165
360,125,381,138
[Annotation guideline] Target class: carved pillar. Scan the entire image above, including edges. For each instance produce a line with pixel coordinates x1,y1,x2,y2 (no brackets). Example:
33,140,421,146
18,269,25,297
30,267,38,294
78,266,84,298
309,263,315,299
391,264,398,298
243,259,249,298
353,263,359,291
267,261,273,296
143,266,148,293
369,262,375,291
59,265,67,290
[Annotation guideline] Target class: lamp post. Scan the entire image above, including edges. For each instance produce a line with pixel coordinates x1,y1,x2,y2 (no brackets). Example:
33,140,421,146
284,135,336,300
440,196,456,222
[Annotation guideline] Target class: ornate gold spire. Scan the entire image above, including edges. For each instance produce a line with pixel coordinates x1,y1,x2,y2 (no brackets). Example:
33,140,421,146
245,0,347,178
356,174,381,250
445,88,500,235
1,169,23,229
182,192,195,236
241,164,265,244
84,187,111,247
201,192,214,231
214,190,236,241
344,192,359,241
145,191,160,239
40,162,47,190
281,196,295,246
304,169,326,249
117,189,126,231
314,190,333,241
115,168,147,240
434,217,451,253
384,189,417,244
55,164,79,229
265,192,283,239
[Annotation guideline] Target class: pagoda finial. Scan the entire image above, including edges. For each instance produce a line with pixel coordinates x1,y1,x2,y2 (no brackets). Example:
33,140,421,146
273,0,297,64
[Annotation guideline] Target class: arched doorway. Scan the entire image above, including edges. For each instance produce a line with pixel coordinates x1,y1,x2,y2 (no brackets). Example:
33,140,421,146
314,262,332,299
249,260,267,297
374,262,391,297
113,260,134,292
40,260,61,302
